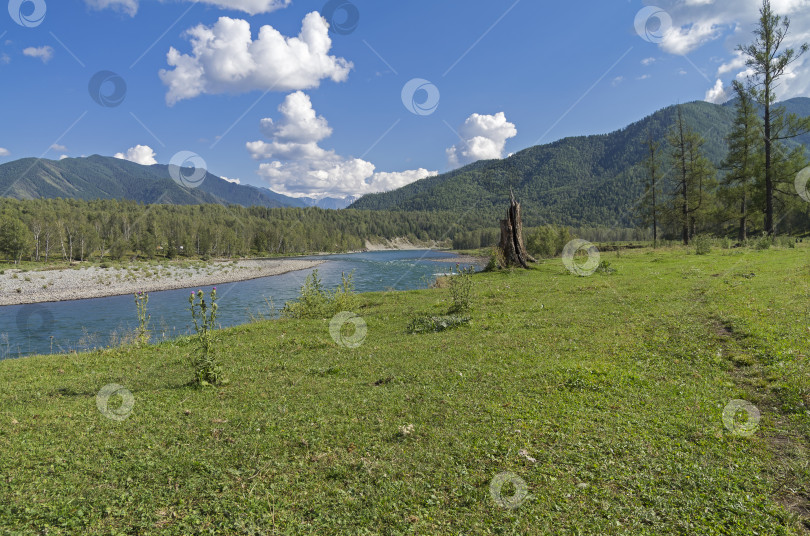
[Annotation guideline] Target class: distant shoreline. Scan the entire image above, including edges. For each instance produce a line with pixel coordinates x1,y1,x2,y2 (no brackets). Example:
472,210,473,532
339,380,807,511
0,259,325,306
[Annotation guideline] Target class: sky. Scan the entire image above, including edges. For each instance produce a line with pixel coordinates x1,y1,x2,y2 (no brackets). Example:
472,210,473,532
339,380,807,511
1,0,809,199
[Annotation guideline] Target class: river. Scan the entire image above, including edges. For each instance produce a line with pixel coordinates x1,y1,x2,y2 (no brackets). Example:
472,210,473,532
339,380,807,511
0,250,483,360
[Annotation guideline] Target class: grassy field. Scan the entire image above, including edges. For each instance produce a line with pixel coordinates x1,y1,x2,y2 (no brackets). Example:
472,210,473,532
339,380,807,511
1,244,809,534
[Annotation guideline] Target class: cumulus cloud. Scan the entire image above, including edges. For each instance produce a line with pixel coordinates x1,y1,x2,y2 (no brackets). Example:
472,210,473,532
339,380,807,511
641,57,656,66
114,145,157,165
705,79,729,103
221,176,241,184
0,148,10,157
446,112,517,169
23,46,54,63
652,0,810,99
51,144,67,152
85,0,290,16
248,91,436,198
660,19,726,55
59,155,69,160
160,12,352,106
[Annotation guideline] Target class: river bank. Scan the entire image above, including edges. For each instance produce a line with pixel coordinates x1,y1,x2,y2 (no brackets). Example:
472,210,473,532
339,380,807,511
0,259,324,306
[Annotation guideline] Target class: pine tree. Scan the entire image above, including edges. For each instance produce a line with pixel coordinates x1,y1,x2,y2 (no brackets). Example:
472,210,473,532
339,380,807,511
666,106,715,245
721,80,762,241
737,0,810,235
641,128,663,248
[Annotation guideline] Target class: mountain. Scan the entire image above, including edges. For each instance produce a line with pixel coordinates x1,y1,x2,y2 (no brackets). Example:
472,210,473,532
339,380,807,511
299,195,360,209
0,155,307,209
350,98,810,227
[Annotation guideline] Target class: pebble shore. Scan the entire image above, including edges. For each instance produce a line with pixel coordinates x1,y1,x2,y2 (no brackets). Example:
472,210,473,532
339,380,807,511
0,259,325,306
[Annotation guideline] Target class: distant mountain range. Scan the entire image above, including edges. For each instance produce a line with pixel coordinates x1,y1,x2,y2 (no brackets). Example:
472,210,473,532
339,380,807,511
350,98,810,227
2,98,808,224
0,154,357,209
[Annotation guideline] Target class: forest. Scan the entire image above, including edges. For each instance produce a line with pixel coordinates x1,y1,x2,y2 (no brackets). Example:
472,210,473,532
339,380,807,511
0,199,493,263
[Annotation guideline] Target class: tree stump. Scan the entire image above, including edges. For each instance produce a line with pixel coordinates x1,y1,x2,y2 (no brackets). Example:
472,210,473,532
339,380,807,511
498,191,536,268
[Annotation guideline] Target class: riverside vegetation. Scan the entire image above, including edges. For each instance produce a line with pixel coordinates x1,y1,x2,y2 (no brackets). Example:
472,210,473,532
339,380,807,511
0,243,809,534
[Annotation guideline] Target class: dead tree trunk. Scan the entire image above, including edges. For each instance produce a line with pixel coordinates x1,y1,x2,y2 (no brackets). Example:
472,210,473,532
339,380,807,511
498,191,536,268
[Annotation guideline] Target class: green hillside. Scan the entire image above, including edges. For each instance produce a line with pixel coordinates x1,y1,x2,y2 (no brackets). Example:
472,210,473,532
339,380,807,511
0,155,306,209
352,98,810,227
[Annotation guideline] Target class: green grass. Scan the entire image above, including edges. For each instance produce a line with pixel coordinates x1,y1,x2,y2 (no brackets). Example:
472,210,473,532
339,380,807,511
1,245,809,534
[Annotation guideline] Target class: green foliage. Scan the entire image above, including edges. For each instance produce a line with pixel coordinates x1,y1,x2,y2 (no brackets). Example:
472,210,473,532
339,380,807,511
754,234,773,250
448,264,475,314
133,292,150,346
596,260,616,274
188,288,224,386
0,215,32,263
484,247,504,272
406,314,471,334
281,270,359,320
526,225,573,258
694,234,712,255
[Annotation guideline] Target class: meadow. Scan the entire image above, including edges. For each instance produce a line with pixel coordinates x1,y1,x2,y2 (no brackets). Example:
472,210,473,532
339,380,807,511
0,243,808,534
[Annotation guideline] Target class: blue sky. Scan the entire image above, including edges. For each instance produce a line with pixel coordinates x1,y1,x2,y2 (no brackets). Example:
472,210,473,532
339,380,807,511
1,0,808,198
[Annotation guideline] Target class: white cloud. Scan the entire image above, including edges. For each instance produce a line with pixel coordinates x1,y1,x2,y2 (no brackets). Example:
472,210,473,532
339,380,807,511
0,148,10,157
114,145,157,165
221,176,241,184
717,51,747,76
612,76,624,86
22,46,54,63
160,13,352,106
248,91,436,198
0,53,10,65
637,74,652,80
51,144,67,152
85,0,138,16
653,0,810,99
660,19,725,55
84,0,290,17
446,112,517,168
705,79,728,103
641,57,656,66
59,155,69,160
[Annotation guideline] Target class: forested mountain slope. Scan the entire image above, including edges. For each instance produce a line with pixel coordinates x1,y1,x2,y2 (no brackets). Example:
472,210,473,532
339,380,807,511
351,98,810,227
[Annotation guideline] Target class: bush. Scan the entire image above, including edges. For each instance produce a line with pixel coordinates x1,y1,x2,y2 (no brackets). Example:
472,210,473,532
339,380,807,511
134,291,150,346
596,260,616,274
448,264,475,314
484,247,504,272
754,235,772,250
694,234,712,255
189,288,225,386
775,235,796,249
282,269,359,319
407,314,471,334
526,225,573,258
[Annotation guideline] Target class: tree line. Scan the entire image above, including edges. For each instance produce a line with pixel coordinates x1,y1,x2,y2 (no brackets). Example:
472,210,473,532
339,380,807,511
0,198,495,264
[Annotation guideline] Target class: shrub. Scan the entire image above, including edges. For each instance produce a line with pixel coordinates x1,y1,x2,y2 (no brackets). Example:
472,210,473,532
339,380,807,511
596,260,616,274
448,264,475,314
526,225,573,258
754,235,772,250
694,234,712,255
134,291,150,346
775,235,796,249
407,314,471,334
282,270,359,320
189,288,224,386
